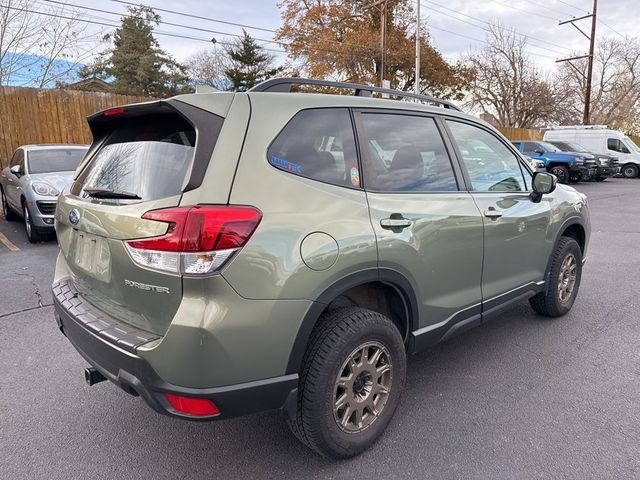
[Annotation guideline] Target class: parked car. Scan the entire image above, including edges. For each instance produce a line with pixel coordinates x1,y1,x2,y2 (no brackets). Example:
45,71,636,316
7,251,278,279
548,141,619,181
0,144,88,242
544,126,640,178
512,140,596,184
524,155,547,173
52,78,590,459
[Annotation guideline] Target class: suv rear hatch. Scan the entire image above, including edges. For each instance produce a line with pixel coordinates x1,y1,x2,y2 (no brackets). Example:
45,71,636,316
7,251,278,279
56,98,232,336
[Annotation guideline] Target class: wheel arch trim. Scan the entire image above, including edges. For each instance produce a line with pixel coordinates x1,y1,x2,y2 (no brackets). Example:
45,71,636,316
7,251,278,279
284,267,419,375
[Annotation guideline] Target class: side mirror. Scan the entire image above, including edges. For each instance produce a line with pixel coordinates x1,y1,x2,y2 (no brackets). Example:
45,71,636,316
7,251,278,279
534,149,545,155
530,172,557,203
10,165,22,177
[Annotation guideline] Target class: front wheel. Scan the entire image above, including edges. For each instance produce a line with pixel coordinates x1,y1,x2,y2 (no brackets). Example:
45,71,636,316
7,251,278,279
549,166,569,184
23,202,42,243
288,307,406,458
621,164,639,178
529,237,582,317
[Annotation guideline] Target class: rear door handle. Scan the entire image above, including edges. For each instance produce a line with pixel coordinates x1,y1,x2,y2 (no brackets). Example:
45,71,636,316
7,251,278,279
380,216,412,229
483,209,503,219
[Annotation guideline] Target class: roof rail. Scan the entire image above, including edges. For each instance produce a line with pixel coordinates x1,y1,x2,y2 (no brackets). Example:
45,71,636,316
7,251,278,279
546,125,608,130
248,77,461,111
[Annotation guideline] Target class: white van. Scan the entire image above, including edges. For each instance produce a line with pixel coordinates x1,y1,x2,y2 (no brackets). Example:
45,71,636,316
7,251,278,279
544,126,640,178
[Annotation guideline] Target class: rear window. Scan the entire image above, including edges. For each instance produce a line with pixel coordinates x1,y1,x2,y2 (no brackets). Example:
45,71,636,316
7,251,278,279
72,114,197,202
28,149,87,174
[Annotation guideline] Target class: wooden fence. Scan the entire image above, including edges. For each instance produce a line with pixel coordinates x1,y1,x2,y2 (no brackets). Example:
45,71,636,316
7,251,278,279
2,87,639,167
496,127,544,141
0,86,150,168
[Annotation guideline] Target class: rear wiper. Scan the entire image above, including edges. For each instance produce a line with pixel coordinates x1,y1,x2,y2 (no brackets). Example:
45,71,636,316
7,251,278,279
84,187,141,200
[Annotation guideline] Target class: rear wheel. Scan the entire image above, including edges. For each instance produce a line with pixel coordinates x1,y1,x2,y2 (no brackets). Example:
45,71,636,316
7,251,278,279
549,166,569,184
621,164,639,178
1,189,18,221
23,202,42,243
529,237,582,317
288,307,406,458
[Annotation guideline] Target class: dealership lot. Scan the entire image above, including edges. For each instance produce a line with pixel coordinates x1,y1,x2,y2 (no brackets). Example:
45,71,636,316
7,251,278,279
1,179,639,479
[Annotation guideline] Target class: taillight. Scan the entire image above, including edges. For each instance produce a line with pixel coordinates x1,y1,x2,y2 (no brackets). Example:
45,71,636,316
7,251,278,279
124,205,262,275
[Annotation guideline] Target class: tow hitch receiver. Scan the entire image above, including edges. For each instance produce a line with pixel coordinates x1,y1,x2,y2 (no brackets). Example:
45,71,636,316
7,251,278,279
84,367,107,386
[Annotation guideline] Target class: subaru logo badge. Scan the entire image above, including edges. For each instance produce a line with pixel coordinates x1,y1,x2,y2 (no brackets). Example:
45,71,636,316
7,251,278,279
69,209,80,225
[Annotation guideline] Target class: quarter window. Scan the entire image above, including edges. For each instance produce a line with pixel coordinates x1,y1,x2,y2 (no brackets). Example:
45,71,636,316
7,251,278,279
359,113,458,192
447,121,527,192
267,108,359,188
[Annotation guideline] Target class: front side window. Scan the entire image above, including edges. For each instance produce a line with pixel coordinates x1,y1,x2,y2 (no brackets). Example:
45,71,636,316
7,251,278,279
27,149,87,174
267,108,359,188
359,113,458,192
607,138,630,154
447,121,527,192
10,149,23,168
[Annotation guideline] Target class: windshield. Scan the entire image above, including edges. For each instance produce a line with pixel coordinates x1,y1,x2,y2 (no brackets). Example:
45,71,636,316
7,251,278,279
567,142,589,152
623,137,640,152
538,142,561,152
27,148,87,174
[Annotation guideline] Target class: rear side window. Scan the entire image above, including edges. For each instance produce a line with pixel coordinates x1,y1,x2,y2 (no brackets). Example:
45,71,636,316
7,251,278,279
359,113,458,192
72,114,198,202
267,108,360,188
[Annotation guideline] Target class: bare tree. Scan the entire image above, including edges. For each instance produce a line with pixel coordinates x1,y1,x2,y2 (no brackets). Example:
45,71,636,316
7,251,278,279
185,47,230,90
0,0,100,87
464,23,563,128
555,37,640,132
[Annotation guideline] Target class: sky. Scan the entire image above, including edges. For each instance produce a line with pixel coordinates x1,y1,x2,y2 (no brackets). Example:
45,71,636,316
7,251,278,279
26,0,638,75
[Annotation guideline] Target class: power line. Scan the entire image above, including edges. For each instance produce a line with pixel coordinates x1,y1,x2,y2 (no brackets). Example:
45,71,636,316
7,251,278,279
0,3,287,54
598,19,625,38
556,0,590,13
108,0,278,34
490,0,560,21
40,0,283,46
422,1,571,56
519,0,577,18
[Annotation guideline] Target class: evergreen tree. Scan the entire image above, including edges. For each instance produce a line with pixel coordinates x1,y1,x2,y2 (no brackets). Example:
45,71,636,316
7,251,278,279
224,30,279,91
80,6,190,97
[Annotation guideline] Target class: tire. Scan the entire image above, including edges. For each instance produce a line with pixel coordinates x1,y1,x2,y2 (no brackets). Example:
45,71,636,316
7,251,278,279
23,202,42,243
1,188,18,221
288,307,406,458
595,176,606,182
549,166,569,184
529,237,582,317
621,164,639,178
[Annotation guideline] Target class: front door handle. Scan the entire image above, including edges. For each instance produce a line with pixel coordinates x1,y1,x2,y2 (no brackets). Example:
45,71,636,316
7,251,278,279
483,208,503,219
380,215,412,229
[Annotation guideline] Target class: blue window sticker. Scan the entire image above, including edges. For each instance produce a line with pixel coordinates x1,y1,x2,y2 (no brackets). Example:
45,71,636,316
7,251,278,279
270,155,302,174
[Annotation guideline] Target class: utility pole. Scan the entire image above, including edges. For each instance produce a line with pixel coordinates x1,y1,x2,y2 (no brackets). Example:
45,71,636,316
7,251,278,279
380,0,387,87
363,0,388,87
556,0,598,125
415,0,420,95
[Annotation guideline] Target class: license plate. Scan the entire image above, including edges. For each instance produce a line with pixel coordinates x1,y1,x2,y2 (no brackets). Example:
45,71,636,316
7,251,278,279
73,231,111,281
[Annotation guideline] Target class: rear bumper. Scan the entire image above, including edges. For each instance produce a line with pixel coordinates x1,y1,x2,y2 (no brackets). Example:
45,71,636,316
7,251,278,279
53,280,298,421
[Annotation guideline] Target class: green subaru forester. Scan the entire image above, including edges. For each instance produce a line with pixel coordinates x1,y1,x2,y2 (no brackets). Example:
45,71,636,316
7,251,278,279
53,78,590,458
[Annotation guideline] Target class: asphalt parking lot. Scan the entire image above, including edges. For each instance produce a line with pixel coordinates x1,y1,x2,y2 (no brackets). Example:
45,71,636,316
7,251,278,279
1,179,639,479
